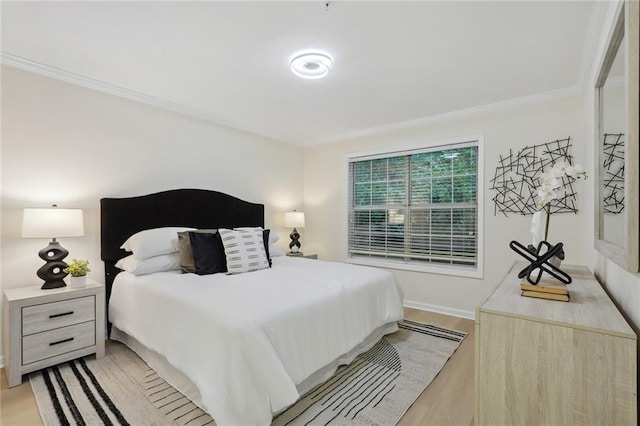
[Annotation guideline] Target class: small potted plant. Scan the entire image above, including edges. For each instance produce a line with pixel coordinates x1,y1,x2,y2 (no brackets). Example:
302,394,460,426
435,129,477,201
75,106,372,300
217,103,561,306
64,259,91,288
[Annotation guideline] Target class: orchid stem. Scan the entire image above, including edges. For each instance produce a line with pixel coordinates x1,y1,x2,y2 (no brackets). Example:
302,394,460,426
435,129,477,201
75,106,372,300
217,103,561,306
544,204,550,241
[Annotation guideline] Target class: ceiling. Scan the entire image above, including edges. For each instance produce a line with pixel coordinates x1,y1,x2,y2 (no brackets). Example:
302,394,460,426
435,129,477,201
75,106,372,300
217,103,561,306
1,1,599,146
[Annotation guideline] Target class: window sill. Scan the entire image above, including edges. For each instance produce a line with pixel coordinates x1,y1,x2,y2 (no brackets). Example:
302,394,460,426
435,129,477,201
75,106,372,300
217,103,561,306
345,257,483,279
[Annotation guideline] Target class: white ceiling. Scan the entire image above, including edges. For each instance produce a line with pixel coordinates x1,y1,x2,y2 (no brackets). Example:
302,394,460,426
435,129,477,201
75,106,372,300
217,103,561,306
1,1,598,146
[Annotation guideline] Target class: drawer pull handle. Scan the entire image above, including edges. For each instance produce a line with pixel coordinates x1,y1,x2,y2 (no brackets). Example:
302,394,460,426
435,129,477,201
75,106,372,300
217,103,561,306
49,311,74,319
50,337,74,346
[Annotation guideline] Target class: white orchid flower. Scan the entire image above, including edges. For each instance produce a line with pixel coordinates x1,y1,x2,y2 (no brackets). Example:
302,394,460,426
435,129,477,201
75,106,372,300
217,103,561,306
537,186,557,206
552,161,568,174
550,168,564,179
532,160,588,243
539,172,560,189
566,163,587,179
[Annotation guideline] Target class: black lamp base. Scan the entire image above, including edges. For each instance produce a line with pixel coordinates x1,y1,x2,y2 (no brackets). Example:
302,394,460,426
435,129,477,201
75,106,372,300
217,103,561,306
289,228,301,252
36,240,69,290
41,279,67,290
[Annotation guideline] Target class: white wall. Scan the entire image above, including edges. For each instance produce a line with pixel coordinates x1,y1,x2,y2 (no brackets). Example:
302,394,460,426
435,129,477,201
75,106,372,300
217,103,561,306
0,66,304,363
303,95,591,317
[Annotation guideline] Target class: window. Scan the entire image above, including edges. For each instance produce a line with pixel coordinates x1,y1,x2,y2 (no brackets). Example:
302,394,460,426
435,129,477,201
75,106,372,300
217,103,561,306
347,139,483,277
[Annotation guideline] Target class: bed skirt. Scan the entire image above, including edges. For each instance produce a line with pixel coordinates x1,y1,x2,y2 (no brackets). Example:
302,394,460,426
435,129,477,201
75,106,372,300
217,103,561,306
109,320,399,420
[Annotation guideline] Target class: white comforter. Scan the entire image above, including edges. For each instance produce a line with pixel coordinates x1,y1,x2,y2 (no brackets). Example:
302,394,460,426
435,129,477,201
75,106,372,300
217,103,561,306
109,257,404,426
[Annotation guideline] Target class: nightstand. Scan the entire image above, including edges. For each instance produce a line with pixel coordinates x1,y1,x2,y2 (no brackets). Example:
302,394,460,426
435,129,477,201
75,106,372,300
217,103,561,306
2,280,105,387
286,253,318,259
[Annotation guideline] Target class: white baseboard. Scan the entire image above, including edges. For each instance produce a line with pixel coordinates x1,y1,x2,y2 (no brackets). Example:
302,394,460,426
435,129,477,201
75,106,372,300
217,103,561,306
0,355,3,369
403,299,475,320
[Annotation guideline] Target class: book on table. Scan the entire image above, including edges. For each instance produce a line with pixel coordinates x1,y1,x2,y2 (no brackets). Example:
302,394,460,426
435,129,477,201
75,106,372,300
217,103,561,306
520,279,569,302
521,290,570,302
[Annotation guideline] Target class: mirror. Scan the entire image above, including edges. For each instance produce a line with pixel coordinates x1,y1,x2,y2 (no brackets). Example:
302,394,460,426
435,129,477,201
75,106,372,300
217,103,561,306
594,1,639,272
599,24,625,244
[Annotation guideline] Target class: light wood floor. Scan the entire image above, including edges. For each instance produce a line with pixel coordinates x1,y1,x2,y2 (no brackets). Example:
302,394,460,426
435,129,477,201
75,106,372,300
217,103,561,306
0,308,475,426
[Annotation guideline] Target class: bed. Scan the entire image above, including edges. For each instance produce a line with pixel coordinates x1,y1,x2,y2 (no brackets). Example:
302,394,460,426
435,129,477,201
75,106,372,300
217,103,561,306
101,189,404,426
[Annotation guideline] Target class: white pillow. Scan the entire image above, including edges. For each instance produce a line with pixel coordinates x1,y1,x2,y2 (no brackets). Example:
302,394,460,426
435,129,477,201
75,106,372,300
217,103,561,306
269,233,280,244
115,253,181,275
121,227,195,260
219,228,270,274
269,245,285,257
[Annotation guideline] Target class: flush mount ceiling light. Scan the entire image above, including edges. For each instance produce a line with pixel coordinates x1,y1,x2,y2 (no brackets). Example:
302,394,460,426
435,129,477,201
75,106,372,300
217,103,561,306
290,53,333,79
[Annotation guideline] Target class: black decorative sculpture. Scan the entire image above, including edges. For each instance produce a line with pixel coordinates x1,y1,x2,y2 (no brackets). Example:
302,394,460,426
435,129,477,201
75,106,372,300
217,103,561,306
284,210,305,254
289,229,301,251
509,240,572,285
37,240,70,289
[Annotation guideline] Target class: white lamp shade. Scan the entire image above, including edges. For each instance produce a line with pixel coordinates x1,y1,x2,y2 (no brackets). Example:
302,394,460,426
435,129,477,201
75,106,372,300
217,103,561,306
22,208,85,238
284,211,305,228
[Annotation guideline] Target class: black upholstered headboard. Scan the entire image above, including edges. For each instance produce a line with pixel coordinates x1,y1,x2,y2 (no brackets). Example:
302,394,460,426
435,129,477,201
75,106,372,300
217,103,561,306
100,188,264,314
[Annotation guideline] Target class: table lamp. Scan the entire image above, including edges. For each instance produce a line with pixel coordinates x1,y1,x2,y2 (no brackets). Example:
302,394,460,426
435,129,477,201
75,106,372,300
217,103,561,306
22,206,84,289
284,210,305,254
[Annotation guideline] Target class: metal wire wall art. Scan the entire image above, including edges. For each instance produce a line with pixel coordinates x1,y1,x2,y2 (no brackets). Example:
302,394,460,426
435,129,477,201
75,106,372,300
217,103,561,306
490,137,582,216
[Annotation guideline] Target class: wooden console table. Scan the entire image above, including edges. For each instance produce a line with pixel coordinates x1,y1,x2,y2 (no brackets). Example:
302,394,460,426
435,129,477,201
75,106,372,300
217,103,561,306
475,262,637,425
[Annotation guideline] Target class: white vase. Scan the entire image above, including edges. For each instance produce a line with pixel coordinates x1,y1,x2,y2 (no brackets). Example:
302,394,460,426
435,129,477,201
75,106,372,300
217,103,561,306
69,275,87,289
549,255,562,269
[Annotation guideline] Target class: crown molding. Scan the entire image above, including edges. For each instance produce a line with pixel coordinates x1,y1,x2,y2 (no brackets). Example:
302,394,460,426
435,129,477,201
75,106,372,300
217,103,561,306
310,85,583,146
0,52,290,144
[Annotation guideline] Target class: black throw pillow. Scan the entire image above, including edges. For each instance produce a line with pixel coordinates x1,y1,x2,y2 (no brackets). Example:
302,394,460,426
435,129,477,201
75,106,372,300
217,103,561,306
189,232,228,275
262,229,272,267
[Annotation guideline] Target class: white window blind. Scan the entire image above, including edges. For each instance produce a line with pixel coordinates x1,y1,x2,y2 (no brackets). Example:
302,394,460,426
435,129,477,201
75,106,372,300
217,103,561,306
348,143,479,269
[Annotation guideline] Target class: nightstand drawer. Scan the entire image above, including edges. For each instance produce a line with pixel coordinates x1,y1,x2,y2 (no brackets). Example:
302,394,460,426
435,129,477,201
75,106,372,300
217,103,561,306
22,296,95,336
22,321,96,365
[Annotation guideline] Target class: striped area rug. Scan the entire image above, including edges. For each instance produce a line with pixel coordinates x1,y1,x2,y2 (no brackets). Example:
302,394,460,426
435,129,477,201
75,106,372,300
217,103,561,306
273,320,466,426
30,320,465,426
